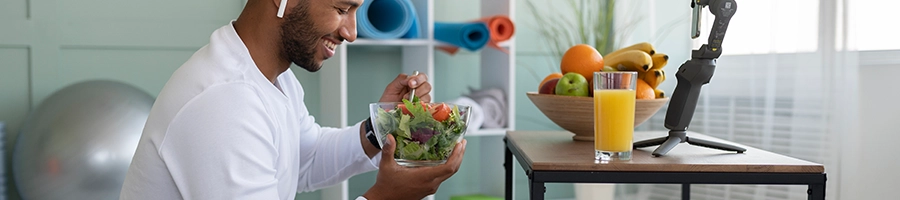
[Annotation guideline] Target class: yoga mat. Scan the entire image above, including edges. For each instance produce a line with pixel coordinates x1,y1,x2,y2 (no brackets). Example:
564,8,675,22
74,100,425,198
402,12,420,39
357,0,421,39
438,15,515,55
434,22,490,52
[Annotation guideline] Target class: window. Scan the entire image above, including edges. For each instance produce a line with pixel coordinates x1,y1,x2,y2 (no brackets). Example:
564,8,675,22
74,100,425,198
636,0,847,199
697,0,820,55
847,0,900,51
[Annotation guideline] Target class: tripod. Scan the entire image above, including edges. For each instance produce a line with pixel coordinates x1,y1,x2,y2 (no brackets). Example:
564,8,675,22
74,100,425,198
632,57,746,156
633,0,745,156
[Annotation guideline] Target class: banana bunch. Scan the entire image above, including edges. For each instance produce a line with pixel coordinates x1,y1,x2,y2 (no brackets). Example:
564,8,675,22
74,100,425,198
601,42,669,99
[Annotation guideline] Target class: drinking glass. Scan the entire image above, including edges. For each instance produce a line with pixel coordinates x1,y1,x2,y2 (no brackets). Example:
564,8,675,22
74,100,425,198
593,71,636,161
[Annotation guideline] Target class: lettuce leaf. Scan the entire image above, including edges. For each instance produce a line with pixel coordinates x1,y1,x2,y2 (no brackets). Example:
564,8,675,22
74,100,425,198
376,99,468,162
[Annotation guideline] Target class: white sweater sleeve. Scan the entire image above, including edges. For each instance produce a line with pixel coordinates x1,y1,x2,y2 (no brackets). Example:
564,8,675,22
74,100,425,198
159,84,280,199
295,107,381,192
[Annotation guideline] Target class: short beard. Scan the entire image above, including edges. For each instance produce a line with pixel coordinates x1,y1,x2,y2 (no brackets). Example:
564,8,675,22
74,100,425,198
280,2,322,72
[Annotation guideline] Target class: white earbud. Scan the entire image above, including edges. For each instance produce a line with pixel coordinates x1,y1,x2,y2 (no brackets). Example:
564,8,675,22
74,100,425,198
277,0,288,18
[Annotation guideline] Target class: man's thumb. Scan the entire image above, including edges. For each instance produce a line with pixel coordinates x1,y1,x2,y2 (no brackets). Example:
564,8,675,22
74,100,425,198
381,134,396,161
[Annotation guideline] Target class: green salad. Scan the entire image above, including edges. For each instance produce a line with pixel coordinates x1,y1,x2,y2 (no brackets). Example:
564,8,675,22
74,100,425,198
374,99,467,161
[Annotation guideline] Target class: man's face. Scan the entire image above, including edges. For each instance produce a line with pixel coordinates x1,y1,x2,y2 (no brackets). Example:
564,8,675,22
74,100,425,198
280,0,360,72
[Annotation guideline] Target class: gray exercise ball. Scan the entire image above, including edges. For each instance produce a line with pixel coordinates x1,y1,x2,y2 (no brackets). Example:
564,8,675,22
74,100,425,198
13,80,153,200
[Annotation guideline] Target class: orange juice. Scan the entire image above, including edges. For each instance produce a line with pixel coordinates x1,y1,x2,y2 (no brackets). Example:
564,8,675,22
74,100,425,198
594,89,636,152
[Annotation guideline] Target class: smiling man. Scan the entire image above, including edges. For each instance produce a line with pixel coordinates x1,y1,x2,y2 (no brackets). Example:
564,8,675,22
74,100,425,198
119,0,466,199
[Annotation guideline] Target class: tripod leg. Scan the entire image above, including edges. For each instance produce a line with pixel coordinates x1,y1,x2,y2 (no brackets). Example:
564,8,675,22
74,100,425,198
685,137,746,153
652,136,684,157
634,136,669,148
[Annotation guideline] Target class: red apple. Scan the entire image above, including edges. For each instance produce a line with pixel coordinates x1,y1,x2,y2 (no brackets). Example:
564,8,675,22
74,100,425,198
539,78,560,94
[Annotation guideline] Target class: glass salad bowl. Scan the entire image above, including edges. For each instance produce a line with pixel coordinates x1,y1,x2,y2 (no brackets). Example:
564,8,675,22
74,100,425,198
369,100,471,167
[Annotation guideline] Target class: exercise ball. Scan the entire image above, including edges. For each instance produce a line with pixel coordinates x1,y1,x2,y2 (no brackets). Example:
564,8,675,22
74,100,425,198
13,80,153,200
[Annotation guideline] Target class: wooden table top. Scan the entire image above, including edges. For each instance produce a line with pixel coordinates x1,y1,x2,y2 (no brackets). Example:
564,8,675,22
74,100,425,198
506,131,825,173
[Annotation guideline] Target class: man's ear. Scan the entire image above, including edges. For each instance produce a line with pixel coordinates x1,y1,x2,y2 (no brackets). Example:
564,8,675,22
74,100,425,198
275,0,288,18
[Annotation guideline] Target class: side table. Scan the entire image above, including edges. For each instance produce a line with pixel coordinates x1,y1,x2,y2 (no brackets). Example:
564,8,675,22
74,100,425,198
503,131,827,200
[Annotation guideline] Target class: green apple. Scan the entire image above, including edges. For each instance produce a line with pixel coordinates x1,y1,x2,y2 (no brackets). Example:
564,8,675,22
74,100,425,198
555,72,589,96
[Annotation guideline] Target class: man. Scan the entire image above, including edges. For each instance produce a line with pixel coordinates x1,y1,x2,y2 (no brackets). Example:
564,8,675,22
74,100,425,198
119,0,466,199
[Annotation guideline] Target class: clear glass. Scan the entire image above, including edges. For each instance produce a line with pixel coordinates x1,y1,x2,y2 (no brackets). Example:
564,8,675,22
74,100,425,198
369,102,471,167
593,72,636,161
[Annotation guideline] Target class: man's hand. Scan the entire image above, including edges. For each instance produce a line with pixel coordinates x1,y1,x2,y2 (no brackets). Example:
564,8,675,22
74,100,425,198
379,72,431,103
362,135,466,200
361,72,431,158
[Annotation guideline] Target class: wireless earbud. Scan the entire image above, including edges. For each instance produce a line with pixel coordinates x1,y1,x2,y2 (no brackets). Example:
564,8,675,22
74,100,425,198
277,0,288,18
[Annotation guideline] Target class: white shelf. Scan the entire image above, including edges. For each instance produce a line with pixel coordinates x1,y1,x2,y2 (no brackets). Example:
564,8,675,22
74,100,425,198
316,0,515,199
496,40,512,48
431,39,511,49
347,38,509,49
348,39,435,46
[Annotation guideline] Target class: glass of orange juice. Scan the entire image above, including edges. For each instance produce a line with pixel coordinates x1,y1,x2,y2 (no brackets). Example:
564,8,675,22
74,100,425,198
594,71,636,161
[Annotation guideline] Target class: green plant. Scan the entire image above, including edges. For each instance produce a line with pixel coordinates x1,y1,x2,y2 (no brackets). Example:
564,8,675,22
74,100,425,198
522,0,685,81
525,0,636,58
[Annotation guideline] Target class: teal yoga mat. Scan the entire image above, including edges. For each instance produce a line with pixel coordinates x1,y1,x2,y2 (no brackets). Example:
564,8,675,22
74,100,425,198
434,22,490,51
357,0,420,39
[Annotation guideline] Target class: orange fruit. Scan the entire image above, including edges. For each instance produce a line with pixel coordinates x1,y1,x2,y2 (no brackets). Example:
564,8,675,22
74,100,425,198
538,73,564,91
560,44,604,84
635,79,655,99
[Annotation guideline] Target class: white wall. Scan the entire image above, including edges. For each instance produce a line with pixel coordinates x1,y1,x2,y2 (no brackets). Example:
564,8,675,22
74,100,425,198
615,1,900,200
844,60,900,200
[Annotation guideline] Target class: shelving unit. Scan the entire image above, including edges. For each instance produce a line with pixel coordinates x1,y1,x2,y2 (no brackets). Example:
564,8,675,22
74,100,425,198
349,39,435,46
312,0,516,199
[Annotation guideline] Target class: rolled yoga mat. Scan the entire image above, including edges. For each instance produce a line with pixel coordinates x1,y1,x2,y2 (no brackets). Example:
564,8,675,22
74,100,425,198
434,22,490,52
357,0,421,39
438,15,515,54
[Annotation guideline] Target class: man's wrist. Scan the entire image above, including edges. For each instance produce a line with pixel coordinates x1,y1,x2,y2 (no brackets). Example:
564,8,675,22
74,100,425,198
359,118,381,158
364,117,381,150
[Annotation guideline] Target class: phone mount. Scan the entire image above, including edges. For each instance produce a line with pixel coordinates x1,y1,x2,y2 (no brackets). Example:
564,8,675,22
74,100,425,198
633,0,746,156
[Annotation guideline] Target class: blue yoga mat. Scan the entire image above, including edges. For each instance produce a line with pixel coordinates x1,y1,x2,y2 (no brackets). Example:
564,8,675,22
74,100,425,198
357,0,420,39
434,22,490,51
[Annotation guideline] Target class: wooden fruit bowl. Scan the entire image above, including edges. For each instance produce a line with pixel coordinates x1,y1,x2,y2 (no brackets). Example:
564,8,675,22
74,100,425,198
526,92,669,141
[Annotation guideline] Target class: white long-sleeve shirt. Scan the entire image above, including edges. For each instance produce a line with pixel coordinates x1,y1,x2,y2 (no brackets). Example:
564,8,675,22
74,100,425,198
120,21,380,200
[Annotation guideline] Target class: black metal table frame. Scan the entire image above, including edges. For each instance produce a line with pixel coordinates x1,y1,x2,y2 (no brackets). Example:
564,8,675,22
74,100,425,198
503,138,827,200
